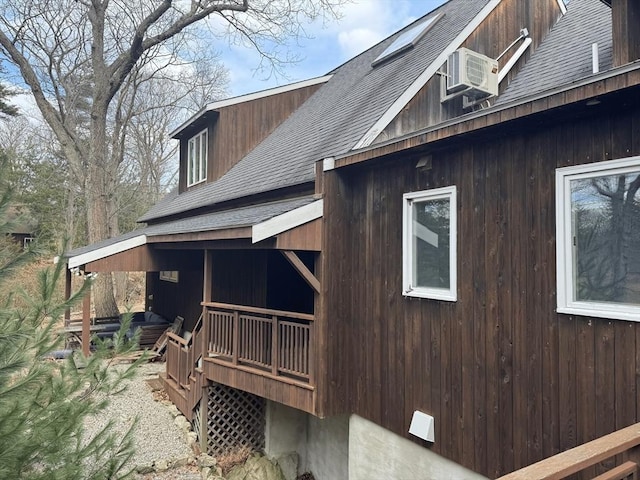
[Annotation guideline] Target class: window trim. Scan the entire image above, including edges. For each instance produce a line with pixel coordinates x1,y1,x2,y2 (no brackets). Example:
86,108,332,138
187,128,208,187
159,271,179,283
402,185,457,301
556,156,640,321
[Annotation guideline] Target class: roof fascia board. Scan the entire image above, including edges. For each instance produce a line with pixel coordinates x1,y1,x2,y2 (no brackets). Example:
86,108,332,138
147,226,253,244
353,0,503,150
67,235,147,269
252,200,323,244
171,75,333,138
337,62,640,169
557,0,567,15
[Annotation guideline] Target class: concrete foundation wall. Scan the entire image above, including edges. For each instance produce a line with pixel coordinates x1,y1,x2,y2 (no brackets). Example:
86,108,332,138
349,415,489,480
264,401,349,480
302,414,349,480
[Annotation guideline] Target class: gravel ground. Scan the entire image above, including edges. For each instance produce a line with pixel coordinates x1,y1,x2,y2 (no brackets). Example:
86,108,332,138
83,361,202,480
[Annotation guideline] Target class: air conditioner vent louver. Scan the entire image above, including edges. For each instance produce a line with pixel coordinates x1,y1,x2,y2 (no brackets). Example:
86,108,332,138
446,47,498,100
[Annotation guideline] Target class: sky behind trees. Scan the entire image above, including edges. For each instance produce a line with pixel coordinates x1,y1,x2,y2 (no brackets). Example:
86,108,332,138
223,0,445,96
10,1,445,116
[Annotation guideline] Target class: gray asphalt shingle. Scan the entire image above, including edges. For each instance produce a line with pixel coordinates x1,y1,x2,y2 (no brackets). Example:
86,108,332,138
65,196,316,259
79,0,616,259
140,0,491,223
497,0,612,104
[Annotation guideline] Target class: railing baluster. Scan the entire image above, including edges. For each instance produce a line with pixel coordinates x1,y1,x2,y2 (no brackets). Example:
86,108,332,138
233,311,239,365
202,304,313,382
272,316,279,376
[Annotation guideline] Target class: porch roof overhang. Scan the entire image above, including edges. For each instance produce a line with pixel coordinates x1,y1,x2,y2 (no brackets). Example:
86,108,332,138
64,196,320,270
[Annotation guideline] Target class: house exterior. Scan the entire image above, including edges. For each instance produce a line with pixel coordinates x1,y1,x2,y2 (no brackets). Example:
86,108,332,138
6,204,36,248
64,0,640,478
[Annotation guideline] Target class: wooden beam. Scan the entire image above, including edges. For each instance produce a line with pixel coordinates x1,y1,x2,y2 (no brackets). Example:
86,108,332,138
64,266,71,326
497,422,640,480
82,281,91,356
612,0,640,67
591,461,637,480
203,250,212,303
281,250,320,294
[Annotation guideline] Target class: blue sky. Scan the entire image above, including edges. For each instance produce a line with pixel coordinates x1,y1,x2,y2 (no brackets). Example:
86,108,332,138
223,0,446,97
11,1,446,117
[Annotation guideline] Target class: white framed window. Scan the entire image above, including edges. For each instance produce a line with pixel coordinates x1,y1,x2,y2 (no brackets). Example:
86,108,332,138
556,156,640,321
403,186,457,301
187,128,208,186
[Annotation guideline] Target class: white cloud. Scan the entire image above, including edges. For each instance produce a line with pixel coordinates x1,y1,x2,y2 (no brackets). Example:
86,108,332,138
194,0,446,96
338,27,385,58
12,89,44,126
321,0,422,58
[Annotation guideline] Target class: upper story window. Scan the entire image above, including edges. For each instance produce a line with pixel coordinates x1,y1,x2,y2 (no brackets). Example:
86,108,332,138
403,186,457,301
187,129,208,187
556,156,640,321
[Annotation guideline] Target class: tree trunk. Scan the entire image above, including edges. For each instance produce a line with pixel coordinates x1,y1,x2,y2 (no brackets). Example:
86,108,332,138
87,104,119,319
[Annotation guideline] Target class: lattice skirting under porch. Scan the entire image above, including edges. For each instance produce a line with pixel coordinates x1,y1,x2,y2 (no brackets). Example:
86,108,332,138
191,401,202,446
194,383,266,457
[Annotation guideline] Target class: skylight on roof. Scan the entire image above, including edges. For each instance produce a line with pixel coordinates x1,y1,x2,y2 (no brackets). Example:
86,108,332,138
372,12,443,67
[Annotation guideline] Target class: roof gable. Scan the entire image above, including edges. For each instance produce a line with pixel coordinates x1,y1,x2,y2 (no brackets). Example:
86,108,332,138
140,0,494,223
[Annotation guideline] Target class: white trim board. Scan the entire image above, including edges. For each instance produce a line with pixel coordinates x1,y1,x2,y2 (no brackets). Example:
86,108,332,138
498,37,532,84
252,200,323,244
353,0,503,150
67,235,147,269
557,0,567,15
171,75,333,138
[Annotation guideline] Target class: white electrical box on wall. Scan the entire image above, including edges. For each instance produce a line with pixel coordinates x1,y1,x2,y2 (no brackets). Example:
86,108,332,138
409,410,435,443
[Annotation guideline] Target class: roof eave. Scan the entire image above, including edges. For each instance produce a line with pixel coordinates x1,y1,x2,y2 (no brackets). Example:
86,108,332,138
334,61,640,170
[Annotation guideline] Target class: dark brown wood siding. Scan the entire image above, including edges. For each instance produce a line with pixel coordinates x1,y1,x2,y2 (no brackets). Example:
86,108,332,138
208,249,316,314
148,254,204,332
179,84,323,193
321,102,640,478
377,0,562,144
210,250,269,308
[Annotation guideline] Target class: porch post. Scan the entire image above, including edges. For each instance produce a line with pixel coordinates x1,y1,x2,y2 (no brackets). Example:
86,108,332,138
64,265,71,327
199,386,208,454
202,250,212,357
203,249,212,303
82,275,91,356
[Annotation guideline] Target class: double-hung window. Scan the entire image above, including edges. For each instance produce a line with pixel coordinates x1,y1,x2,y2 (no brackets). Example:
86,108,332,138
556,156,640,321
402,186,457,301
187,129,208,186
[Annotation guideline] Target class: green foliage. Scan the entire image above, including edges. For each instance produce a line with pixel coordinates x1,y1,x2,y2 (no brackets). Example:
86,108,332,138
0,66,17,118
0,160,144,479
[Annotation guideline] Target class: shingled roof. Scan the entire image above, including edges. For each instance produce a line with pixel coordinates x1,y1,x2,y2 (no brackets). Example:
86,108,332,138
497,0,612,105
140,0,493,223
70,0,623,263
65,196,317,265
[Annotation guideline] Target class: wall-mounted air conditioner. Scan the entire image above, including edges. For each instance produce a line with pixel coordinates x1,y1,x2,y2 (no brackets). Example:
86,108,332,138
446,47,498,100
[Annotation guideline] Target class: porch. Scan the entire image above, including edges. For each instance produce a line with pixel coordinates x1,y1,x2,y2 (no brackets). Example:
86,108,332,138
163,301,316,419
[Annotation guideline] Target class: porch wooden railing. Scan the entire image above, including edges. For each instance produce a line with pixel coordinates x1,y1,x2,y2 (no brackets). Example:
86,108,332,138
165,314,204,414
497,422,640,480
166,333,189,388
202,302,314,383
